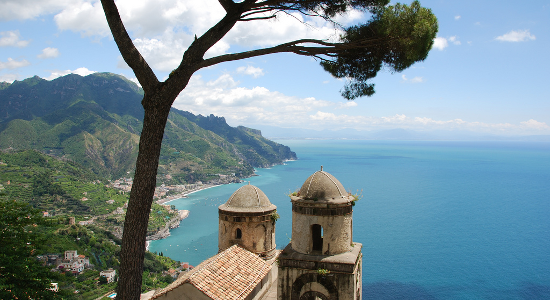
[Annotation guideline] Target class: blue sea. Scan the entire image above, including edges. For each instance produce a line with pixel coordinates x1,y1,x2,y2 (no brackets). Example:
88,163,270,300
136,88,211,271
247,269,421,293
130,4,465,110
149,140,550,299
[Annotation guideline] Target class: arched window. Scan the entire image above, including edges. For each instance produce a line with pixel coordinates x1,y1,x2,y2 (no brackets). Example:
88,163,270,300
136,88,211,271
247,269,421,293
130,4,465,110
236,228,242,239
311,224,323,252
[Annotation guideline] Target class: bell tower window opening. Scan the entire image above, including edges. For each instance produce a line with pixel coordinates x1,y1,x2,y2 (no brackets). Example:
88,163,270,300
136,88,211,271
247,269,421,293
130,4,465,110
236,228,242,239
311,224,323,252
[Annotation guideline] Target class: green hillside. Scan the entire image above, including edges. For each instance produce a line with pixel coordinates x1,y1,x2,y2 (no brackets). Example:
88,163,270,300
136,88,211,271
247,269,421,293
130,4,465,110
0,73,296,181
0,150,183,299
0,150,176,232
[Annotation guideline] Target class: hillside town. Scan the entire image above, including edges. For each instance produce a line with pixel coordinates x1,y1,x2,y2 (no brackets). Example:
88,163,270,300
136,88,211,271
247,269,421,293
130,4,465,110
37,250,114,284
37,250,192,298
109,174,243,204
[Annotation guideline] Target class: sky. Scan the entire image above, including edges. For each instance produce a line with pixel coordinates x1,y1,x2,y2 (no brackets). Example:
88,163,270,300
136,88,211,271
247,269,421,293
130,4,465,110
0,0,549,137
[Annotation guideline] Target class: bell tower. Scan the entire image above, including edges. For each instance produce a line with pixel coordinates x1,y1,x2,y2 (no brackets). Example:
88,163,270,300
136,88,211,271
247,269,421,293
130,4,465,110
278,167,362,300
218,183,277,259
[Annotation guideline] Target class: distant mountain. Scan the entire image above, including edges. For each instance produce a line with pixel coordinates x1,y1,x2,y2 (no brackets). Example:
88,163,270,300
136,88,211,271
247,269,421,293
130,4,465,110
260,125,550,142
0,73,296,182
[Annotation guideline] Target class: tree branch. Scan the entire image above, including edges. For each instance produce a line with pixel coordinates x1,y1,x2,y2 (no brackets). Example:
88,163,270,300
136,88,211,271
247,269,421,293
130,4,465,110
197,36,389,69
218,0,236,12
239,7,278,19
197,40,331,68
240,15,278,21
100,0,159,94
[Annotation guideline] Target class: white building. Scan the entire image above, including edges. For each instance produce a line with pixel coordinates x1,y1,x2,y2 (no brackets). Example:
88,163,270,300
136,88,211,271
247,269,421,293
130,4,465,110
100,269,117,283
64,250,78,261
59,250,89,274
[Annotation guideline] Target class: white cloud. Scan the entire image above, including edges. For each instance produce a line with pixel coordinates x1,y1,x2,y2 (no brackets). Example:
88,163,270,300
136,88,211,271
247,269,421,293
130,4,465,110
37,47,60,59
206,73,239,89
448,36,461,45
338,101,358,108
433,35,461,50
0,0,72,21
51,0,344,67
173,73,345,127
520,119,550,130
236,65,264,78
171,73,550,135
332,8,365,26
132,30,194,72
414,117,466,126
223,11,342,47
53,0,223,38
46,67,96,80
54,1,110,37
0,73,19,83
69,0,346,72
433,37,448,50
310,111,340,121
402,75,424,83
454,15,461,20
0,58,30,70
8,0,345,46
0,30,30,47
382,114,407,123
52,0,225,38
128,77,142,87
496,30,536,42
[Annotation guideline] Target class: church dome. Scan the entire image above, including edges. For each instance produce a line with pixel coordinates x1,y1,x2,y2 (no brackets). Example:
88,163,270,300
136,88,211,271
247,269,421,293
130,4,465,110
297,167,351,202
219,183,276,213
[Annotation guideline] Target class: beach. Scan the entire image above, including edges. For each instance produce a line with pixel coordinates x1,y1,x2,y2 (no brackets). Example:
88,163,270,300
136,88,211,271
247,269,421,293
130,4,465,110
156,184,221,204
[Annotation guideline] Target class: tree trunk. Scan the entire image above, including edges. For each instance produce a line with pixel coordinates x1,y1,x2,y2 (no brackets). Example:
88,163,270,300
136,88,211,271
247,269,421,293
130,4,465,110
115,92,172,299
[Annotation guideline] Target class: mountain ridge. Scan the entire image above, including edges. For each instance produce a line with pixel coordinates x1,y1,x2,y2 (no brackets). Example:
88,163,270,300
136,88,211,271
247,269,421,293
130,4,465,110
0,73,296,182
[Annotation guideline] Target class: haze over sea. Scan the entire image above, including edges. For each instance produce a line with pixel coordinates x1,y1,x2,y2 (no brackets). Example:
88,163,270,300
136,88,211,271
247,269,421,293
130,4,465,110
149,140,550,299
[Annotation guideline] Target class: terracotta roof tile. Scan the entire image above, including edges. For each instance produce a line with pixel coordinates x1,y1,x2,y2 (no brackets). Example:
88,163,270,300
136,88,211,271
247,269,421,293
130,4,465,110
152,245,271,300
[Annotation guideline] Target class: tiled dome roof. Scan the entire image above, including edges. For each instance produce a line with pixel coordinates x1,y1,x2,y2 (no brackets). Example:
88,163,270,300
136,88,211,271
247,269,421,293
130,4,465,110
219,183,276,213
298,167,350,202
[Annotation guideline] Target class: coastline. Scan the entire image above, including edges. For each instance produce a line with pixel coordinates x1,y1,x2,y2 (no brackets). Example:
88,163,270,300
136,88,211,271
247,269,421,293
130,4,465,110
148,182,235,248
146,161,289,251
156,184,221,205
146,209,189,251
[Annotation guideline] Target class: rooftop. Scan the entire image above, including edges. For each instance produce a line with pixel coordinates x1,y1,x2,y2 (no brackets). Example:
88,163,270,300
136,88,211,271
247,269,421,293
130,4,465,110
152,245,272,300
295,167,352,203
219,183,276,213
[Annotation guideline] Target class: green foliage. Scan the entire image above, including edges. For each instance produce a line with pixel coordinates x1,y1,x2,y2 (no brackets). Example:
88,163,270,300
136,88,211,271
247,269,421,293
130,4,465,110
140,252,179,292
350,189,363,206
33,171,64,196
287,190,299,197
282,0,390,19
0,81,10,90
0,73,296,182
0,196,180,299
0,199,65,299
0,150,127,217
317,268,330,276
271,211,280,223
321,1,438,99
172,111,296,170
0,150,179,238
147,204,178,234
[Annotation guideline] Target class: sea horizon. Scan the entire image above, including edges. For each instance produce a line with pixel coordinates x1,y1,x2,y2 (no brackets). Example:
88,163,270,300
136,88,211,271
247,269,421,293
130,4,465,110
149,139,550,299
